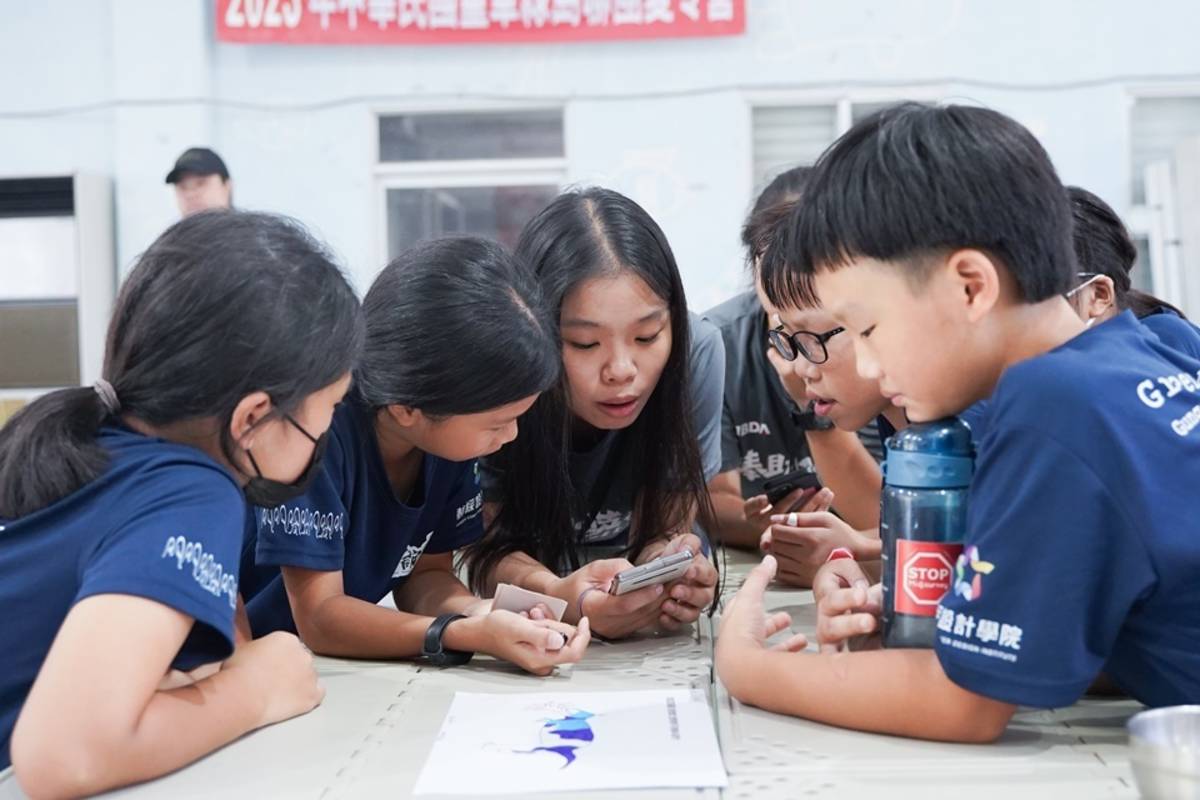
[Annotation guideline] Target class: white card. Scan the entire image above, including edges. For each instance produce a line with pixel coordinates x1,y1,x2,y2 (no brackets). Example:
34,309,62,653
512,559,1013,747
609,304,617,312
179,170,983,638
492,583,568,621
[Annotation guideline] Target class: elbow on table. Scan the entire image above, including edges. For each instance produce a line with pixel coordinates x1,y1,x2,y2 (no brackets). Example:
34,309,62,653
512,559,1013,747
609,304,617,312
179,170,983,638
933,695,1015,744
12,725,120,800
292,618,343,657
714,643,766,707
289,595,352,657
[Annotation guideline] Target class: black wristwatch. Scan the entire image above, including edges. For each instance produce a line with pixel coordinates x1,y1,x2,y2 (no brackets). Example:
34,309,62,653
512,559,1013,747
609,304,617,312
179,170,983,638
422,613,474,667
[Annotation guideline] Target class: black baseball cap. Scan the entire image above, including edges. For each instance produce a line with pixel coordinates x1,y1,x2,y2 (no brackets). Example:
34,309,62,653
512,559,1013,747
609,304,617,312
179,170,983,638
165,147,230,184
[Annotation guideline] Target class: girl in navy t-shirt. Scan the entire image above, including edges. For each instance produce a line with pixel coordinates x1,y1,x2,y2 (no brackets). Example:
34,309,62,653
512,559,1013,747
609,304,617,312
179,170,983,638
241,237,590,673
0,211,363,794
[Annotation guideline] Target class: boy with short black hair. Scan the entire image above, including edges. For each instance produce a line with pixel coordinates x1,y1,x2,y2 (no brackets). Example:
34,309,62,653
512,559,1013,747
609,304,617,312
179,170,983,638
717,103,1200,741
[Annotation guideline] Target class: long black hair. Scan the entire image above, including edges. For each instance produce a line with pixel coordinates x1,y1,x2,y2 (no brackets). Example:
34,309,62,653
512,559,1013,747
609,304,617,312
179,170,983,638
354,236,560,414
465,187,712,590
1067,186,1187,319
0,210,364,520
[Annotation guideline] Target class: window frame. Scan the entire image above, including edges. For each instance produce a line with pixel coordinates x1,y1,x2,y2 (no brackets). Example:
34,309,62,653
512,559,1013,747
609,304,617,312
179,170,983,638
744,87,944,194
371,102,568,265
1125,85,1200,308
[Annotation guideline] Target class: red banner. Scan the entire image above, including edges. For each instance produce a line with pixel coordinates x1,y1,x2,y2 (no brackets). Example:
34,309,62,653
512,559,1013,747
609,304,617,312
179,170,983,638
217,0,745,45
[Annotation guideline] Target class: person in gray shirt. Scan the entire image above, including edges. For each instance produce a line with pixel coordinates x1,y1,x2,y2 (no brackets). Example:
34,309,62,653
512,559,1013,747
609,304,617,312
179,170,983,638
467,188,720,642
705,167,883,550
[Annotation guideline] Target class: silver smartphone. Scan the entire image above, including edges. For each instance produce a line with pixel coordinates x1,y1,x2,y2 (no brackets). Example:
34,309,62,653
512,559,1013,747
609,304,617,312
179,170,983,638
609,549,694,596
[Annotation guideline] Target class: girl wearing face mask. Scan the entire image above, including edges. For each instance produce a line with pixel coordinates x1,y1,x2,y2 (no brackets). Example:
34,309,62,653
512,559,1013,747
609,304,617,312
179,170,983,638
1065,186,1200,358
465,188,722,640
0,211,363,797
956,186,1200,447
239,237,590,674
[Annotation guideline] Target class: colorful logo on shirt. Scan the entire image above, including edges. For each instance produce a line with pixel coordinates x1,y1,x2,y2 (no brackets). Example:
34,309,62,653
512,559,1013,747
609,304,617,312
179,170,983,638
953,546,995,602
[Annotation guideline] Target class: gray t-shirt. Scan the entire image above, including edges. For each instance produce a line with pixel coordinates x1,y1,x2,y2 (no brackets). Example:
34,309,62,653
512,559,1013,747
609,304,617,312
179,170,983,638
482,312,724,552
702,291,819,496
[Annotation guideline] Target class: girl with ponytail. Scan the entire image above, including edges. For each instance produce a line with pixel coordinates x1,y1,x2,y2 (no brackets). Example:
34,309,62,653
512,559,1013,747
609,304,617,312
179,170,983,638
0,210,363,797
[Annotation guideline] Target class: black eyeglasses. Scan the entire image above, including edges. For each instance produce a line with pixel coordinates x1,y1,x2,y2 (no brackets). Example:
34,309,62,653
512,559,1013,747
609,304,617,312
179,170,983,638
768,324,845,365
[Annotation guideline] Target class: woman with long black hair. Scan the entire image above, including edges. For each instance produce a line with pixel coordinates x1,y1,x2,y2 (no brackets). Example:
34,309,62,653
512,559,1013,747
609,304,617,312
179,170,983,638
466,188,722,640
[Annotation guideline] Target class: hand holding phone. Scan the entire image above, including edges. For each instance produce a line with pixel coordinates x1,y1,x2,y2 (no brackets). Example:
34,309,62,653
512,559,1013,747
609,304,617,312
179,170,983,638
762,469,822,506
609,549,694,596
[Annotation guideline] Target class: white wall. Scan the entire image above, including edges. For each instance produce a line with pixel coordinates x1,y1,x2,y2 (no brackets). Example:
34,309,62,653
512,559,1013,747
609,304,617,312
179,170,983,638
566,91,751,309
0,2,114,179
3,0,1200,308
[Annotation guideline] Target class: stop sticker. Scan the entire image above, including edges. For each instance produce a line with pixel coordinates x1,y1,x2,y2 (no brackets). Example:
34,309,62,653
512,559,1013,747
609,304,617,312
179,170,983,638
894,539,963,616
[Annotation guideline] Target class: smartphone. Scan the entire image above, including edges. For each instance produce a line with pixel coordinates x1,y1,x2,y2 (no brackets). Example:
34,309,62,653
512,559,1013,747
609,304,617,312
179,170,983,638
609,549,694,596
762,469,822,506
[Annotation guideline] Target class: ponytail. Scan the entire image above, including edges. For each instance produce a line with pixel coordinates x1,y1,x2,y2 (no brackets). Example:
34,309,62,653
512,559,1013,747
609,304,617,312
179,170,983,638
0,388,111,519
0,210,363,521
1126,288,1188,321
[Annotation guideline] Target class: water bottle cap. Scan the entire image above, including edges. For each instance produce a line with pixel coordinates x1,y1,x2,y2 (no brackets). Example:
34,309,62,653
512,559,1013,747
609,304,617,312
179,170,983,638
885,417,975,489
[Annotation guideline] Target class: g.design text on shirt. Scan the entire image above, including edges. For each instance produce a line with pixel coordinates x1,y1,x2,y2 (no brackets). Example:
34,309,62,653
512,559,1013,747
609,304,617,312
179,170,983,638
1136,367,1200,436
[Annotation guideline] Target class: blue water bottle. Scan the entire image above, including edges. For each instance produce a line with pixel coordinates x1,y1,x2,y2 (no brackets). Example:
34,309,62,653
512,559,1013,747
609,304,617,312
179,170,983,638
880,418,974,648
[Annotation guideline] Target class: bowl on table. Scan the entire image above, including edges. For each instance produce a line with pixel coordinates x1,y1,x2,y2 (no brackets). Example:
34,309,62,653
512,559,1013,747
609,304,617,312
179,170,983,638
1128,705,1200,799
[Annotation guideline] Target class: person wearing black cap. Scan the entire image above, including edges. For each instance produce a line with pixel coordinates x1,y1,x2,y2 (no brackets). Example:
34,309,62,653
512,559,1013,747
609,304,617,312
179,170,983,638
165,147,232,216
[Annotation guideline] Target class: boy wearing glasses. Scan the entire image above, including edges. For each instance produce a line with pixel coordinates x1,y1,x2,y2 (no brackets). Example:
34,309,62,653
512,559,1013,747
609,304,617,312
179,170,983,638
704,168,883,557
754,275,907,586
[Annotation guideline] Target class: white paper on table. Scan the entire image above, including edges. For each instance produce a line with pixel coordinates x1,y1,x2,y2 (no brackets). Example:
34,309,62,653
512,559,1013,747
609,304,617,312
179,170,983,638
412,689,728,795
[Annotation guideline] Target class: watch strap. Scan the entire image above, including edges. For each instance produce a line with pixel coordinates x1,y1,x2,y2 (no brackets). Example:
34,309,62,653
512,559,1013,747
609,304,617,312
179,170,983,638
422,613,473,667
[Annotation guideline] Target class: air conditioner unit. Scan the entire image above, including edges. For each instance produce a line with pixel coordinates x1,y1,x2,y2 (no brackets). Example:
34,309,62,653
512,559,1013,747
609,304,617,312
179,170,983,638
0,174,115,426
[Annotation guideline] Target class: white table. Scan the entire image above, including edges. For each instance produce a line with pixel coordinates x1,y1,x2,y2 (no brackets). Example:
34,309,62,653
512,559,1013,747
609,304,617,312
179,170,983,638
0,549,1141,799
713,552,1139,800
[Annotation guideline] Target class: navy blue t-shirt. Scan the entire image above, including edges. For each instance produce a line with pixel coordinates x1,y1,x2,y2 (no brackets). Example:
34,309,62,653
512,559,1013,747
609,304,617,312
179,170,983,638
241,401,485,636
0,426,244,769
1141,308,1200,361
935,312,1200,708
956,401,990,443
954,311,1200,446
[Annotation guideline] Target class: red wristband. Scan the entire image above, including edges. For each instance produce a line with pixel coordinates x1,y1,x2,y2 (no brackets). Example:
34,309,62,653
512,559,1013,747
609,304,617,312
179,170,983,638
826,547,855,563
